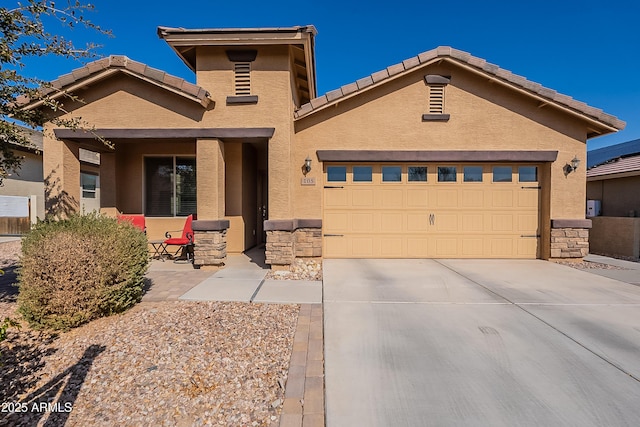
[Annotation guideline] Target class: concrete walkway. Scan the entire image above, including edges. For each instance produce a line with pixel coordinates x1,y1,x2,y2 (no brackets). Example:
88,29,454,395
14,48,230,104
324,258,640,426
143,246,322,304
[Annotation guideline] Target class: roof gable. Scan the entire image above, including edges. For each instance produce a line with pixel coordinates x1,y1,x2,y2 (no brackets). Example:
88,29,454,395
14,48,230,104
295,46,624,137
22,55,211,109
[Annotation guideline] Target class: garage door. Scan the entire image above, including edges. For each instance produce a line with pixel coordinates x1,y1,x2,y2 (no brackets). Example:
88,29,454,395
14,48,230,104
323,164,540,258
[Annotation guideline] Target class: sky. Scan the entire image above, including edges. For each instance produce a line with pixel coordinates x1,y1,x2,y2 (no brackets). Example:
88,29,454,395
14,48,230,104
17,0,640,151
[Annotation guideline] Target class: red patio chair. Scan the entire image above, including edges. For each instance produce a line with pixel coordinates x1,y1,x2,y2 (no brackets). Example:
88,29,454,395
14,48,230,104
117,214,146,234
163,214,194,262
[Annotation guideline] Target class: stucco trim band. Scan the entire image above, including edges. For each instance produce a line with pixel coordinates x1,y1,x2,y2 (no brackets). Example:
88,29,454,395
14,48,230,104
316,150,558,162
264,219,322,231
226,95,259,105
54,128,275,141
551,219,592,229
192,219,230,231
422,114,450,121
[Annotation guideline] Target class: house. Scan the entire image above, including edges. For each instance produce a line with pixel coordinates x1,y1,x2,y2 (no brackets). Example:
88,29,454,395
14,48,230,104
0,126,101,234
24,26,625,267
586,139,640,258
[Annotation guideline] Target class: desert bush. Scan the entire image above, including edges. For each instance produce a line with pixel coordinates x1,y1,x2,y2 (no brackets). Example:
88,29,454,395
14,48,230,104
18,213,149,330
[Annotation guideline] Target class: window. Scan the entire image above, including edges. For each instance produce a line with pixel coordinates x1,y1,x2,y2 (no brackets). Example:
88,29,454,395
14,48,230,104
493,166,513,182
327,166,346,182
81,172,97,198
382,166,401,182
519,166,538,182
353,166,372,182
145,157,196,217
234,62,251,95
464,166,483,182
408,166,427,182
438,166,457,182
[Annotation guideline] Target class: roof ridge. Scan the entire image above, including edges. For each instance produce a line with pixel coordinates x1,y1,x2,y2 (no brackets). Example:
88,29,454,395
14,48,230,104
294,46,625,131
43,55,210,103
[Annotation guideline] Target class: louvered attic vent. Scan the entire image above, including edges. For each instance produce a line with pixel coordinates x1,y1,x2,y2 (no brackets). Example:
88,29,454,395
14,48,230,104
422,75,451,122
234,62,251,96
429,85,444,114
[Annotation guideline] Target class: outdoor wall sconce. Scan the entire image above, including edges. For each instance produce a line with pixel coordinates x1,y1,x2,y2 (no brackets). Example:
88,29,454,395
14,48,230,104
564,155,581,176
303,156,312,175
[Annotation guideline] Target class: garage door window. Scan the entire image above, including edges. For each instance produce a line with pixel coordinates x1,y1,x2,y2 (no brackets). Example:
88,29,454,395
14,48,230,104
438,166,457,182
327,166,346,182
353,166,373,182
518,166,538,182
382,166,402,182
463,166,483,182
493,166,512,182
408,166,427,182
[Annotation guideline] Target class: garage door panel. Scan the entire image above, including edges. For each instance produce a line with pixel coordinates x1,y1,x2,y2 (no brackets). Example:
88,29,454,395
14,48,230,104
435,239,458,256
381,189,403,208
380,213,403,232
325,189,348,207
461,189,484,208
380,238,403,257
352,189,374,207
490,238,514,257
492,190,515,207
352,213,374,232
462,239,484,256
407,213,429,232
352,237,374,257
436,190,458,208
492,214,514,232
462,214,484,232
407,189,428,207
407,238,429,257
325,212,349,232
325,236,347,257
518,191,539,208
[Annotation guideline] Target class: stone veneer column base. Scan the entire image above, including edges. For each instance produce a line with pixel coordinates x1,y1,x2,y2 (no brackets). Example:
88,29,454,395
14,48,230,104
192,220,230,268
265,219,322,267
550,219,591,259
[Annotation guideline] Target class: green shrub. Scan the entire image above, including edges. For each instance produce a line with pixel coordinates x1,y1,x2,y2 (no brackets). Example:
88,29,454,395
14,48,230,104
17,213,149,330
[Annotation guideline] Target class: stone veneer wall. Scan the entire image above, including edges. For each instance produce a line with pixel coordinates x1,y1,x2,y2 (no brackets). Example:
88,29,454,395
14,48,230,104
192,220,230,267
550,219,591,259
265,219,322,266
265,230,294,266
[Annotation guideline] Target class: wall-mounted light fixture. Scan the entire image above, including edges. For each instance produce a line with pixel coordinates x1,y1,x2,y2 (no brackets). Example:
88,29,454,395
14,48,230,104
564,155,581,176
303,156,312,175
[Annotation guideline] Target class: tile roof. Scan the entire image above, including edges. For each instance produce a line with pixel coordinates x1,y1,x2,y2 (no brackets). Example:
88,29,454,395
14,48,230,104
294,46,625,132
32,55,211,107
587,153,640,178
587,138,640,168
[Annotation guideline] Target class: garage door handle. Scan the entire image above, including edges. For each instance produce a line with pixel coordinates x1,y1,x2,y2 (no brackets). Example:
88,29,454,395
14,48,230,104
521,186,541,189
429,214,435,225
324,234,344,237
324,186,344,189
521,234,541,238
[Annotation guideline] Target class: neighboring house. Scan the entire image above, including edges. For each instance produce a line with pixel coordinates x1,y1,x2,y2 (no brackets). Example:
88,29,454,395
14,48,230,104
0,126,44,233
0,126,100,234
24,26,624,267
586,140,640,258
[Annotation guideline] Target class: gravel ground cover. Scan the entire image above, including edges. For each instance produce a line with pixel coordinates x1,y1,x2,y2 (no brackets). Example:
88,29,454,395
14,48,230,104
264,259,322,281
554,260,631,270
0,241,299,427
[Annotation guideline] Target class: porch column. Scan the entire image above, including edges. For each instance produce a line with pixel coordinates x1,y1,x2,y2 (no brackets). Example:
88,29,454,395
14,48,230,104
196,138,225,219
99,152,117,213
43,133,80,218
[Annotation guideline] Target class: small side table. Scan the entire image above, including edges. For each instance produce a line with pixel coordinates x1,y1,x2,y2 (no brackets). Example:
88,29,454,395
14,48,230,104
149,240,171,261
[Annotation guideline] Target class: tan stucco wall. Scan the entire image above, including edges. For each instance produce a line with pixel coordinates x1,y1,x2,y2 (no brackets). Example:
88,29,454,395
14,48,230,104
196,45,294,219
293,62,589,221
590,216,640,258
587,176,640,217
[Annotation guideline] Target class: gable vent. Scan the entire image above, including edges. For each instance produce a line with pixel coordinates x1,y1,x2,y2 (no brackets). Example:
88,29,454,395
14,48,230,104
429,85,445,114
234,62,251,96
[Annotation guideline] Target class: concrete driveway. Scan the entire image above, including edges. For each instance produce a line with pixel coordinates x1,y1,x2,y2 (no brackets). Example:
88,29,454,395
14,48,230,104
323,259,640,426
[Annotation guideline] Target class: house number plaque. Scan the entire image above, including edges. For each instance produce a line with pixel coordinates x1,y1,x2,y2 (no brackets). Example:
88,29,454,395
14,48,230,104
301,177,316,186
